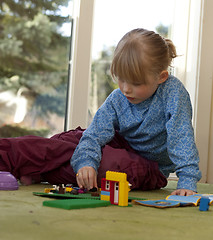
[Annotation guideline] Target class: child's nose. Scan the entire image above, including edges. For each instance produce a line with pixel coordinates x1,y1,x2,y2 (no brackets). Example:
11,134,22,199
123,82,132,94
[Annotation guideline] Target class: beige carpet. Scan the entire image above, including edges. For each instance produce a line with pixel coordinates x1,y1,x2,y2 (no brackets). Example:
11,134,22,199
1,181,213,240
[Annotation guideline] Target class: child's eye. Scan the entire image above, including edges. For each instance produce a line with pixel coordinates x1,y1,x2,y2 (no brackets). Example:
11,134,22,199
133,83,142,86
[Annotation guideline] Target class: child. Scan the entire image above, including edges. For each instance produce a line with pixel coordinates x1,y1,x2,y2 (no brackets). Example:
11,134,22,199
71,28,201,196
0,28,201,196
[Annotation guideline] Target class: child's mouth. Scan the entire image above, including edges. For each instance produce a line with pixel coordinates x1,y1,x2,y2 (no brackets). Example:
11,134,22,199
126,96,135,101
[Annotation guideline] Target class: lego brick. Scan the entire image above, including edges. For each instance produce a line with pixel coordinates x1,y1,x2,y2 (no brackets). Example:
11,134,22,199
118,182,129,206
106,171,127,182
43,199,111,210
199,197,210,211
101,190,110,196
100,194,110,201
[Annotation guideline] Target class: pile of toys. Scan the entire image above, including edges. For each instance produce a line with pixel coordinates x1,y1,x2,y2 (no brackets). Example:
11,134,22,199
33,171,213,211
33,171,135,209
44,184,90,195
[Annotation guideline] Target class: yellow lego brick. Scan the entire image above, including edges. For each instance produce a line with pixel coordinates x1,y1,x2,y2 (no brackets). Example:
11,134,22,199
106,171,127,182
65,187,73,192
100,194,110,201
118,182,129,206
44,188,53,193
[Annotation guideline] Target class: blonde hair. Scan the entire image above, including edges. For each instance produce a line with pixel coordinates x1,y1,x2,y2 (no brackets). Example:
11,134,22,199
110,28,177,84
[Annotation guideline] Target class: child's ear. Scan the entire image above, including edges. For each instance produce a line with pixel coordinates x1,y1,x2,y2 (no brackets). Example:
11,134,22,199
158,70,168,84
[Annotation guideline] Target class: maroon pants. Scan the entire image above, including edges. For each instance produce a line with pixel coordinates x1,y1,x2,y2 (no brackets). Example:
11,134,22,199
0,127,167,190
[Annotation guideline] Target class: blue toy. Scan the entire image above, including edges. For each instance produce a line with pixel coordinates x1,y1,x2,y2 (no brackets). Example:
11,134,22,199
199,197,210,211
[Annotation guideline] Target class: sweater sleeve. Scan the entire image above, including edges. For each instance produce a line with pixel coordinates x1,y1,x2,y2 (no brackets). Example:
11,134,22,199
70,93,118,173
164,80,202,192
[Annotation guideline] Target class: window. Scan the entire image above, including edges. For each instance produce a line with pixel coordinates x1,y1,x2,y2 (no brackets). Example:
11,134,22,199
88,0,175,124
0,0,73,137
106,181,110,190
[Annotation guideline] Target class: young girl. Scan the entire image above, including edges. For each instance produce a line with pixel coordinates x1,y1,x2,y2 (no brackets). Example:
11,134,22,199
0,28,201,196
71,28,201,196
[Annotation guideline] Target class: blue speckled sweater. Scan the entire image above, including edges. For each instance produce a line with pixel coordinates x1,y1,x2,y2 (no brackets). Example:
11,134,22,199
71,75,202,191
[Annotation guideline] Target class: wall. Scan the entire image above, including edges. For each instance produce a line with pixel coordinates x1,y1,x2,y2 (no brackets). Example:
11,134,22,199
207,82,213,182
194,0,213,183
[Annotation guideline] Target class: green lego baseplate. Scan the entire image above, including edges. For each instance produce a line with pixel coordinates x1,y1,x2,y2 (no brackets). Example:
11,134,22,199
33,192,99,200
43,199,112,210
33,191,146,201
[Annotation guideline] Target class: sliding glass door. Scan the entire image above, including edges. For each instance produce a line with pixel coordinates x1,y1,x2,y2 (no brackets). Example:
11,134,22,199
0,0,73,137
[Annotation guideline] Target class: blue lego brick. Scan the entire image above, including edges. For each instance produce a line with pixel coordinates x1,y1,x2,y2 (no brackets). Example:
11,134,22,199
199,197,210,211
101,190,110,196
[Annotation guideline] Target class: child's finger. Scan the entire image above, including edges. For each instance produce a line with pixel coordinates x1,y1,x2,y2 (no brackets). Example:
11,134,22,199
83,171,91,190
76,172,84,189
88,169,97,190
77,171,88,189
76,169,90,189
93,173,98,189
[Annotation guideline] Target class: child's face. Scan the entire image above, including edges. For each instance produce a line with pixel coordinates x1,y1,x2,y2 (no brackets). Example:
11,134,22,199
118,76,160,104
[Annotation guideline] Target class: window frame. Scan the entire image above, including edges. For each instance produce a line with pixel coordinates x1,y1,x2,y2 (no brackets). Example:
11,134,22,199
66,0,95,129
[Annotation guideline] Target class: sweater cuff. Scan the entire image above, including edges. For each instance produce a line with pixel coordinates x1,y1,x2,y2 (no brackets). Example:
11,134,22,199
177,175,198,192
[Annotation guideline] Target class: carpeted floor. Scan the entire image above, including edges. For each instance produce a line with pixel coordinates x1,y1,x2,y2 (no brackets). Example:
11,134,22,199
1,181,213,240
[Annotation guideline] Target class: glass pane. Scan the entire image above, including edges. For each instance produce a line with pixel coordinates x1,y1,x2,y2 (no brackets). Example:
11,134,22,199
0,0,73,137
88,0,175,125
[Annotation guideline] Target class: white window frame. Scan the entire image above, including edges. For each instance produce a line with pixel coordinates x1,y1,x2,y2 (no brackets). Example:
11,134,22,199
67,0,213,183
106,181,110,191
66,0,95,129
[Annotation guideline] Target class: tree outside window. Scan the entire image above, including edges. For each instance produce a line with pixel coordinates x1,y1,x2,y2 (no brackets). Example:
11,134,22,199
0,0,72,137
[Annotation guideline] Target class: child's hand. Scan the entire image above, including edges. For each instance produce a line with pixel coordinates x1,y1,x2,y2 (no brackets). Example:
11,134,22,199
171,189,196,196
76,166,98,190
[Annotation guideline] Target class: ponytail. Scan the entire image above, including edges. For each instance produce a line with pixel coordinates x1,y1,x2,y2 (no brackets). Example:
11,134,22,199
165,38,177,63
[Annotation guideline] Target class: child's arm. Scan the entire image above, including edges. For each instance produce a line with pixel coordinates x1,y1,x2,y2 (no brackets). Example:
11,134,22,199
71,92,119,189
164,79,202,192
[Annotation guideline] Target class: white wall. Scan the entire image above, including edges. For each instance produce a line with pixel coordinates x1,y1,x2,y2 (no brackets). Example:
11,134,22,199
194,0,213,183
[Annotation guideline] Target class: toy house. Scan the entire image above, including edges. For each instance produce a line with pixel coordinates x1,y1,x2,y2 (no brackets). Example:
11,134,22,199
100,171,131,206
